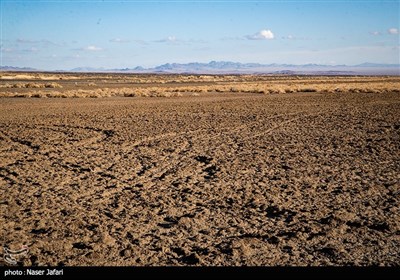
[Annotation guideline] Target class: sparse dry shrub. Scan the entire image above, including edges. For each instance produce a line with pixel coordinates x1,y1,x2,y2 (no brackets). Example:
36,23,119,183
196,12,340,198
2,83,10,88
31,93,43,98
268,87,286,94
253,89,265,94
25,83,43,88
349,88,360,93
14,93,30,98
2,82,62,89
276,88,286,94
0,83,16,88
123,92,137,97
300,87,317,92
88,82,97,86
50,92,64,98
163,92,183,97
140,91,150,97
45,82,62,88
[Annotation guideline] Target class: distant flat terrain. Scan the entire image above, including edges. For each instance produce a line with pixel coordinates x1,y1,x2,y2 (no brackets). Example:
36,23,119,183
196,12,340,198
1,72,399,97
0,81,399,265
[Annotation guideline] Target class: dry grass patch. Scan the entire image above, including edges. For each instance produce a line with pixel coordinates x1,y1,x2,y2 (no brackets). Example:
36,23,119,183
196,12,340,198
0,82,62,89
1,73,399,98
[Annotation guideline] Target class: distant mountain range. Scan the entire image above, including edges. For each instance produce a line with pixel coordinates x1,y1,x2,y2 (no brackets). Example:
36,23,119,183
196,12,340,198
0,66,38,71
1,61,399,75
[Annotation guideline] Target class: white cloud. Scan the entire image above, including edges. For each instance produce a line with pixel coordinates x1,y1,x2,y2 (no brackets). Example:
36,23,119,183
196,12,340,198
110,38,130,43
166,36,176,42
388,28,399,35
370,31,381,36
246,29,274,40
84,45,103,51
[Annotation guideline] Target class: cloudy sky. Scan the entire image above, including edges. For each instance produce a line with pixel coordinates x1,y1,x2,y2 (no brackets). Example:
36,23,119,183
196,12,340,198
1,0,399,70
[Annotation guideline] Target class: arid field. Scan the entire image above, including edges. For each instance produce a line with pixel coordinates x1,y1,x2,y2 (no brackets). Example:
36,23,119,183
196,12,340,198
0,73,399,266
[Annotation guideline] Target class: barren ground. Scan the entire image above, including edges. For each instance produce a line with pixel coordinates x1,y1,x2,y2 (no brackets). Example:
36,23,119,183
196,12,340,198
1,89,399,266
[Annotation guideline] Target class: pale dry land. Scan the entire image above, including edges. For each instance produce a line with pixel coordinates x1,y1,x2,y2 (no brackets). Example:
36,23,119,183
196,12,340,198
0,73,399,266
1,72,399,97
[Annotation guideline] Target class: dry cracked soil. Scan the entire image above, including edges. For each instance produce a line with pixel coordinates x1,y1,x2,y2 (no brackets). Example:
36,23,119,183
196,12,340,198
1,91,399,266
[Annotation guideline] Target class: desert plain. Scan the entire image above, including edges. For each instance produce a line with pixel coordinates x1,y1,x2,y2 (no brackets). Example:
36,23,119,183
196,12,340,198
0,73,399,266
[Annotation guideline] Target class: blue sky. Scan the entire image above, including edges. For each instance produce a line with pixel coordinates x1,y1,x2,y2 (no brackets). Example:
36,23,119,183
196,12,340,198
1,0,399,70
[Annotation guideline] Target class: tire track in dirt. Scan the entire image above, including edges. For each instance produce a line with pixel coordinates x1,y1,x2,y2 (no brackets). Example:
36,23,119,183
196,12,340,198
0,109,314,207
82,111,311,204
120,111,306,156
244,110,327,141
0,107,358,217
57,113,290,206
159,109,336,189
51,124,115,145
0,130,40,152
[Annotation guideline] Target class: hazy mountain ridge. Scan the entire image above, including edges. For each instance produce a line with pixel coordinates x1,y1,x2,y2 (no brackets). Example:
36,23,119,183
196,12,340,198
1,61,399,75
0,66,38,71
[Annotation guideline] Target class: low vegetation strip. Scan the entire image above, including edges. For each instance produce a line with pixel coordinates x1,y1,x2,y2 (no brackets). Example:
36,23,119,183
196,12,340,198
1,73,399,98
